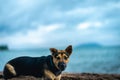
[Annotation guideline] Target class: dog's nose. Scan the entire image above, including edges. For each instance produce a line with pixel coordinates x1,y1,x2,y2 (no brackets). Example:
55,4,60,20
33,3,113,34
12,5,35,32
58,62,66,71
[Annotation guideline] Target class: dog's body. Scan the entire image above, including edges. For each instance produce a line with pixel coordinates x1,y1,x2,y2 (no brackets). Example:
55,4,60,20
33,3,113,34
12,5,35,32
3,55,61,79
3,45,72,80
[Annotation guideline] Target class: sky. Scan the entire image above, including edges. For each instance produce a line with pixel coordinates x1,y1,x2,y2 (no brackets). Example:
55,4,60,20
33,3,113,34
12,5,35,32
0,0,120,49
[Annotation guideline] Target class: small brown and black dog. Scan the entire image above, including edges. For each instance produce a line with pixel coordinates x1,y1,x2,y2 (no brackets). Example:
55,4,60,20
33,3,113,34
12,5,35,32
3,45,72,80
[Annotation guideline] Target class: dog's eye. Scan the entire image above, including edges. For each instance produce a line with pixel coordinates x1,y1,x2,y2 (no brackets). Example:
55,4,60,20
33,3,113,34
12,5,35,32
56,57,60,60
64,56,68,60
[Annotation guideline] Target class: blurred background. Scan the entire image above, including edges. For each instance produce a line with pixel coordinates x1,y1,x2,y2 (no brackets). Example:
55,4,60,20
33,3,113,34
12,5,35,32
0,0,120,74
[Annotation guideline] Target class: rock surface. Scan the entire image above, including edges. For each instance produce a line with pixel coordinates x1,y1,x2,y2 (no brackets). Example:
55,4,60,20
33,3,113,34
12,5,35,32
0,72,120,80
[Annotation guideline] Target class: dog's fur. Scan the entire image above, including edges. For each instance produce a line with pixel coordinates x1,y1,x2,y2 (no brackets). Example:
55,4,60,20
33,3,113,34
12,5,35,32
3,45,72,80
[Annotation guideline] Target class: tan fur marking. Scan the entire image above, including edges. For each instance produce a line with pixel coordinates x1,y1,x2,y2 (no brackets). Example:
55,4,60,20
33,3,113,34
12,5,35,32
57,53,69,63
63,54,69,63
57,50,65,53
44,69,56,80
52,56,60,70
55,75,61,80
44,69,61,80
53,50,69,70
6,64,16,76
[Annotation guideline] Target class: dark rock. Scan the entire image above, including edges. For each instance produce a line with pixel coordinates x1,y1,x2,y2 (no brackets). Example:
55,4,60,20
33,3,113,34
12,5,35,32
0,72,120,80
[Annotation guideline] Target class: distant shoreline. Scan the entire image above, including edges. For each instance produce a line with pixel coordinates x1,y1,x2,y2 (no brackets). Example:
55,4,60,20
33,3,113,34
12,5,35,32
0,72,120,80
0,45,8,51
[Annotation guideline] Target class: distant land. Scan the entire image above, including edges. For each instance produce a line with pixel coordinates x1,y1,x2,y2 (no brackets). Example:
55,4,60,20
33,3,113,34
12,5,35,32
0,45,8,50
75,43,102,48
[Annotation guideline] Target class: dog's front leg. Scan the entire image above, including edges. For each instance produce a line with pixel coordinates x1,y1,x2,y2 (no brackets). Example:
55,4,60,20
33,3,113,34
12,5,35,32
55,75,61,80
44,69,56,80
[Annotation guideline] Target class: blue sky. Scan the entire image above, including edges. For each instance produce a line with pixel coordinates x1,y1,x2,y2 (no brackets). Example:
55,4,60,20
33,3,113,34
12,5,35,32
0,0,120,49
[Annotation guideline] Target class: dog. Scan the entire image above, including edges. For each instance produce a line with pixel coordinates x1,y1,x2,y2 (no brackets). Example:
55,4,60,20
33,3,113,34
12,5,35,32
3,45,72,80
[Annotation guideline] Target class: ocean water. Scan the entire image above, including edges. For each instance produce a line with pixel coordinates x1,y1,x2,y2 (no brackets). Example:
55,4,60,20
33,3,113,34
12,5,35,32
0,47,120,74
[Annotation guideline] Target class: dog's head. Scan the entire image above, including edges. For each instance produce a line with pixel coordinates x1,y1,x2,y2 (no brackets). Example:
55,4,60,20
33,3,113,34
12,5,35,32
50,45,72,71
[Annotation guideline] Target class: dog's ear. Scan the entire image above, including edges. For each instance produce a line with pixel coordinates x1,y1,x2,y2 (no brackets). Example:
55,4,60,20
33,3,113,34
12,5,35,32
65,45,72,56
50,48,57,55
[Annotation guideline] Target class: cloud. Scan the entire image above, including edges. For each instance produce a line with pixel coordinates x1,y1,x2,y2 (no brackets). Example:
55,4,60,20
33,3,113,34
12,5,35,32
0,0,51,35
77,21,103,30
0,0,120,49
38,24,63,33
65,7,95,16
0,23,64,49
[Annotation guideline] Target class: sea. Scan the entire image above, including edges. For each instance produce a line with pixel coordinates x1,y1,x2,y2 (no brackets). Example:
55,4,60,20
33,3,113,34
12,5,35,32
0,47,120,74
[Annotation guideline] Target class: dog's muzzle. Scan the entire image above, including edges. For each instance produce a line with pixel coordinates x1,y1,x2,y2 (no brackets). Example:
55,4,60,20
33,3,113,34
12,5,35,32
58,62,66,71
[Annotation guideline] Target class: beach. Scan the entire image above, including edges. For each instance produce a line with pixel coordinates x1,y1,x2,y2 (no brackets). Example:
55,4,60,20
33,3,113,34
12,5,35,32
0,72,120,80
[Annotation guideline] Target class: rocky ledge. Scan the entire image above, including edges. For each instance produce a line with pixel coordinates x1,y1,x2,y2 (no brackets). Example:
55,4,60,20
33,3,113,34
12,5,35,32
0,72,120,80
